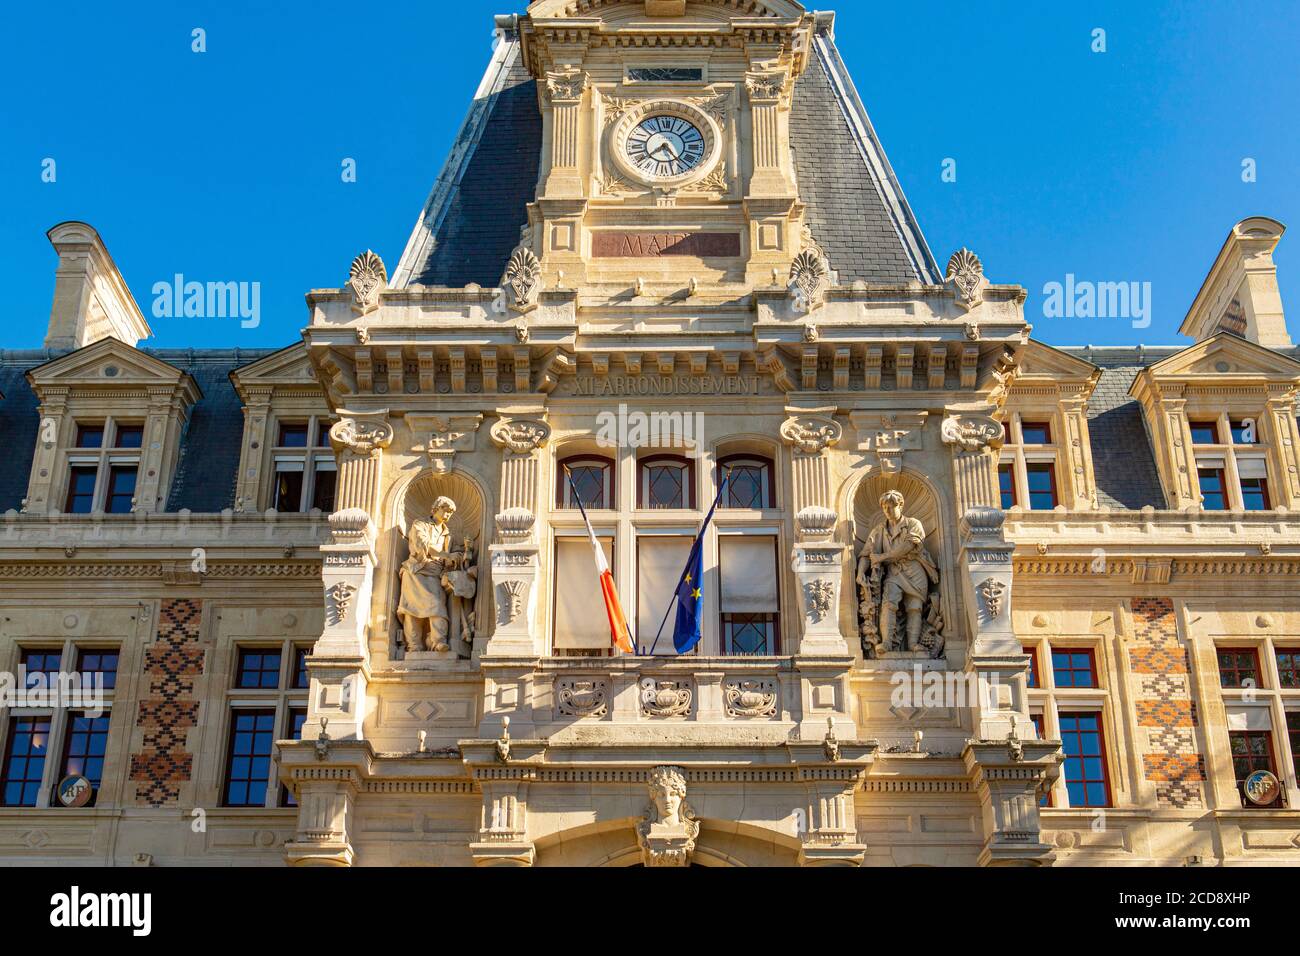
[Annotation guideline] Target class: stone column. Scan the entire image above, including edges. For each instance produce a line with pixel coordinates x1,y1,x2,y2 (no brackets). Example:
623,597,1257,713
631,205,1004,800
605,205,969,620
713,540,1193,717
940,404,1003,515
469,781,535,866
485,416,549,659
302,412,394,744
780,410,850,658
542,70,586,199
963,740,1062,867
282,743,368,867
745,68,799,284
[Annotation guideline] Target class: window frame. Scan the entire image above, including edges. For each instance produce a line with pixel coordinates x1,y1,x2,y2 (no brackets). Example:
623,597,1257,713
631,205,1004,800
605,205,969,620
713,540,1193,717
716,455,776,510
638,453,697,510
221,639,313,808
1188,409,1275,512
268,414,337,514
58,415,143,515
556,454,615,511
718,531,781,656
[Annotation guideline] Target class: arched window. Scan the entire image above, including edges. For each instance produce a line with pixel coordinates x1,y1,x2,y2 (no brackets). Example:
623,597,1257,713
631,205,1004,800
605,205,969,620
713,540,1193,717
558,455,614,510
638,454,695,509
717,455,775,509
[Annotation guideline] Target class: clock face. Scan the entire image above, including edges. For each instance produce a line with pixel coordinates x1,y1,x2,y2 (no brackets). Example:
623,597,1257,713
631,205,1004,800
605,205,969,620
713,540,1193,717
625,115,707,178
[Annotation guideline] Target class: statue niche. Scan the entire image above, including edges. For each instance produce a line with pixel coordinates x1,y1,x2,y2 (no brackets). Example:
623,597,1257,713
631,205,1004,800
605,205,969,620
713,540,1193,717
854,477,946,660
393,473,486,658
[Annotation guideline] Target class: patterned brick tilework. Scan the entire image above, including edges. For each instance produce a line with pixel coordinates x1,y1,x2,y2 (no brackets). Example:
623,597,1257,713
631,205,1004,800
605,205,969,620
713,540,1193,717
129,599,205,807
1130,598,1205,808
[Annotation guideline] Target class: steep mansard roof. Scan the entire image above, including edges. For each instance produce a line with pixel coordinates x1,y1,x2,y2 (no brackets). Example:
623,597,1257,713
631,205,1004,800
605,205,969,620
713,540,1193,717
392,20,940,289
0,349,274,514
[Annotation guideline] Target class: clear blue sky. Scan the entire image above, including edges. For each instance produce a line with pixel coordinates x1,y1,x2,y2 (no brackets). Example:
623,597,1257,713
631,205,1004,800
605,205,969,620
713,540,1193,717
2,0,1296,350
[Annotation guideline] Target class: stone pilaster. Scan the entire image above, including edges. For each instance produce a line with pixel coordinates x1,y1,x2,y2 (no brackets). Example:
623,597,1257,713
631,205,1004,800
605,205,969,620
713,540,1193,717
963,740,1062,867
232,389,271,512
940,403,1003,515
282,742,369,867
1059,390,1098,509
470,781,535,866
328,410,395,515
1266,389,1300,509
542,69,586,199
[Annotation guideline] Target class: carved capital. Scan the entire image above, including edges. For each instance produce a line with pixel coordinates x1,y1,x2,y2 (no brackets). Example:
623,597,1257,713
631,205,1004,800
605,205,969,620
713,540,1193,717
546,69,586,103
329,414,394,458
780,414,842,455
941,412,1004,453
746,69,789,102
490,418,551,455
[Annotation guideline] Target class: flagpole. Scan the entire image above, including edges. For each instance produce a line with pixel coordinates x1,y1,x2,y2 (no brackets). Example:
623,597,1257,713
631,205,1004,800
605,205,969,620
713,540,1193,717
564,465,636,654
647,467,731,657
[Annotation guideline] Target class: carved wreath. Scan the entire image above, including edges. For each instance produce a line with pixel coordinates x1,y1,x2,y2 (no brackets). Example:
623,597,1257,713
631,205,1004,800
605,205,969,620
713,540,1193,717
804,579,835,623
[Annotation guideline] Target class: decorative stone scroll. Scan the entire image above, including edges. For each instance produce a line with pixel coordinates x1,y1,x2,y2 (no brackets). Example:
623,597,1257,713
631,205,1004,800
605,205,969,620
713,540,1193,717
724,678,778,718
489,418,551,455
640,678,692,718
329,416,394,459
556,679,609,719
348,250,387,316
779,414,842,455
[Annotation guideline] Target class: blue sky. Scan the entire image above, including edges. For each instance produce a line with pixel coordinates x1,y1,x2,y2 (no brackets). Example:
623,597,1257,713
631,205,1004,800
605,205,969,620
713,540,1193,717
1,0,1296,350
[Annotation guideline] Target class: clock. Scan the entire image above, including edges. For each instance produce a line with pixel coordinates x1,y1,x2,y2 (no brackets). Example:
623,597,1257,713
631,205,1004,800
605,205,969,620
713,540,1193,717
609,100,721,188
625,115,706,178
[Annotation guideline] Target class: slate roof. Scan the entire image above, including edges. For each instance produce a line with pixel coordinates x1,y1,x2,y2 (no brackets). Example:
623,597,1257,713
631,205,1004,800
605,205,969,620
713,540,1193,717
0,348,274,515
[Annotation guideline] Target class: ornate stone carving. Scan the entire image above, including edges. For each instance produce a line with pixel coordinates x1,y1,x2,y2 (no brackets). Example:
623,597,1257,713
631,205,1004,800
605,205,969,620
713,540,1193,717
978,577,1006,620
640,678,692,718
941,413,1004,452
397,497,478,655
497,579,528,625
945,248,987,312
329,416,394,458
685,161,729,194
804,579,835,623
489,418,551,454
556,678,609,718
637,766,700,867
723,678,778,718
746,70,788,100
780,414,843,454
347,250,387,316
789,234,831,313
546,69,586,102
421,414,483,474
326,581,356,625
796,505,837,541
501,245,543,314
857,491,945,659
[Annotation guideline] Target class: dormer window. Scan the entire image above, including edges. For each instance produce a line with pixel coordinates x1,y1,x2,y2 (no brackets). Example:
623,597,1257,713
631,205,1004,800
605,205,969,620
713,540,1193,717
60,417,144,514
1188,412,1271,511
271,417,336,513
999,414,1061,511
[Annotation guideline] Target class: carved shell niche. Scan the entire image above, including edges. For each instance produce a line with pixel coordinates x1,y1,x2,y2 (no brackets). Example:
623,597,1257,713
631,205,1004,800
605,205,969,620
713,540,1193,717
852,472,940,558
395,471,485,545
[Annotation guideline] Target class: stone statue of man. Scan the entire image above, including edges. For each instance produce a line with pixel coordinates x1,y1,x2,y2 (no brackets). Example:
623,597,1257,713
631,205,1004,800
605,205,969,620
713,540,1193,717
397,496,473,653
857,490,939,654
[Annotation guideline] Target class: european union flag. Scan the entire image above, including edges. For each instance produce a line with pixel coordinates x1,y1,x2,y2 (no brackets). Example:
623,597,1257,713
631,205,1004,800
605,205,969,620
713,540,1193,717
672,537,706,654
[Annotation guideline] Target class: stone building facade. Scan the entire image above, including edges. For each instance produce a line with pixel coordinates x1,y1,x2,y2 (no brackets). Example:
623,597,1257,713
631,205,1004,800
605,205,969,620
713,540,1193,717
2,0,1299,867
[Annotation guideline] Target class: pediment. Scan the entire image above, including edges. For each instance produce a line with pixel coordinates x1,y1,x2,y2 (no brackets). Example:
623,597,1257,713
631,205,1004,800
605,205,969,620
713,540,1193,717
26,336,195,394
1142,332,1300,382
1015,340,1100,383
230,343,319,392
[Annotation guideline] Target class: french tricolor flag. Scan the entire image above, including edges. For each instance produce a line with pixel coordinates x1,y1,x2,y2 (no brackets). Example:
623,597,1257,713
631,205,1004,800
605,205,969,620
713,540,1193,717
565,468,635,654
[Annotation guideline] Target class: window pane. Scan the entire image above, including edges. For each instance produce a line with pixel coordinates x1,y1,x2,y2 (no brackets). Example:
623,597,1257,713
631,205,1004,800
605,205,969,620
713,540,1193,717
235,649,282,689
76,649,119,691
106,465,137,514
1198,468,1226,510
721,461,771,509
1025,464,1057,510
1059,713,1109,807
61,713,112,803
1217,648,1260,688
293,647,310,689
75,424,104,448
21,649,62,689
1230,420,1257,444
1021,422,1051,444
555,537,616,651
645,464,686,509
278,422,310,447
65,466,98,513
1189,422,1219,444
2,717,51,807
1051,648,1097,688
1276,649,1300,689
315,422,334,447
114,424,144,449
721,613,776,655
1288,713,1300,784
998,464,1016,509
1024,646,1039,688
1228,730,1276,801
560,460,610,510
311,466,337,512
223,710,276,807
274,469,305,512
1240,478,1270,511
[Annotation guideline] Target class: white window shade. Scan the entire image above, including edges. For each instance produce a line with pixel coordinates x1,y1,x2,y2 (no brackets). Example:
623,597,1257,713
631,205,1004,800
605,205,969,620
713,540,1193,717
720,535,779,613
554,536,615,650
1196,456,1226,470
1226,705,1272,731
637,536,694,652
1237,458,1269,480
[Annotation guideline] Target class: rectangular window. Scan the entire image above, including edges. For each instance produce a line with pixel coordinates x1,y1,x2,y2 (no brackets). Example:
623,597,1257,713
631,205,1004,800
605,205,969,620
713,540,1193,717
1218,647,1261,688
1025,463,1058,510
1239,478,1271,511
274,467,305,512
293,646,310,689
1024,645,1040,688
1288,713,1300,782
1059,712,1111,807
1189,421,1220,445
76,648,119,691
1276,648,1300,689
1020,422,1051,445
721,459,774,509
21,649,62,689
1052,648,1097,688
277,422,310,448
1229,730,1276,793
1198,468,1227,510
998,464,1017,509
627,67,704,83
1230,420,1257,444
1,716,51,807
719,535,780,655
311,465,337,512
636,536,694,655
280,708,309,807
105,465,137,514
114,424,144,449
60,713,111,803
65,466,98,513
315,422,334,447
222,710,276,807
554,536,617,652
235,648,283,689
75,424,105,448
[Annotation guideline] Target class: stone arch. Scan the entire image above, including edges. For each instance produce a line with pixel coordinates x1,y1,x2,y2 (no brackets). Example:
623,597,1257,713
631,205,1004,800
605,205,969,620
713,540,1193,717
375,467,495,660
840,467,961,658
529,816,800,867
